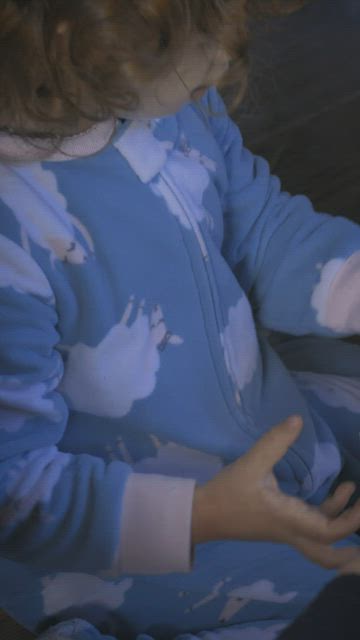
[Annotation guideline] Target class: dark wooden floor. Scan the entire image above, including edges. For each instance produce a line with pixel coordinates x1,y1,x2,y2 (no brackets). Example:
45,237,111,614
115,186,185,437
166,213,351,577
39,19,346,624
228,0,360,224
0,609,34,640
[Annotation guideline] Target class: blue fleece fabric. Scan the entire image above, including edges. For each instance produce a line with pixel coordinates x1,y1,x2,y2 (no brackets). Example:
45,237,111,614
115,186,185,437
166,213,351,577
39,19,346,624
0,88,360,640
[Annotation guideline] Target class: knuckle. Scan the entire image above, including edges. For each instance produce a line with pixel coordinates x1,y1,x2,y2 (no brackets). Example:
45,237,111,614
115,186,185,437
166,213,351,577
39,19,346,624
319,557,337,570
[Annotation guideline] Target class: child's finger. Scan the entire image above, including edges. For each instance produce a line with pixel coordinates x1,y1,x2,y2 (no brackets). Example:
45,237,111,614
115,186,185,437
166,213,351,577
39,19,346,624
320,482,356,518
287,495,360,544
340,555,360,575
324,497,360,542
247,416,303,475
294,538,360,570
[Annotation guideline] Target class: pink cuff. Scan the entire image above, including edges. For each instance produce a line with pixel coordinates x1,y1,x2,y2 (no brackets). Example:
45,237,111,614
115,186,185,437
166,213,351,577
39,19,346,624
114,473,197,575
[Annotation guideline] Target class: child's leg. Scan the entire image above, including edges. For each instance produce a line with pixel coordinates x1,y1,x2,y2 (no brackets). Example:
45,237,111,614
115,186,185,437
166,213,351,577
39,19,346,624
291,370,360,493
37,622,289,640
2,518,359,639
270,334,360,505
175,621,289,640
269,334,360,380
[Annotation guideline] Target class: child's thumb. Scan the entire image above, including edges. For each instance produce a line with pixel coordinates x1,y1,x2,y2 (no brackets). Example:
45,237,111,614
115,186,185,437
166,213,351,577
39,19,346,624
248,416,303,475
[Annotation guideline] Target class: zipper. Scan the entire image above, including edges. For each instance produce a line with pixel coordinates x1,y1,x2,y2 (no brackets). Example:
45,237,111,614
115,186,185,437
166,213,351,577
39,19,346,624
160,166,254,434
160,167,316,488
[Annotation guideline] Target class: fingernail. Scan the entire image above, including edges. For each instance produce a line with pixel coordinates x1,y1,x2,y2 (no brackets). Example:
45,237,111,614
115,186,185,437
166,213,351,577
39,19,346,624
287,416,302,428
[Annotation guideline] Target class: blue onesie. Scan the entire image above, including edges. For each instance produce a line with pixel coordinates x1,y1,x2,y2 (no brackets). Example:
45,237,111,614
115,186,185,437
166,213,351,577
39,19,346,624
0,87,360,640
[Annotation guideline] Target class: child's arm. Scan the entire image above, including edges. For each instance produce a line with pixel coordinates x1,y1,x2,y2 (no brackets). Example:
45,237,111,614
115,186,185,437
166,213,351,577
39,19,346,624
0,237,195,576
191,416,360,566
203,88,360,338
2,240,360,578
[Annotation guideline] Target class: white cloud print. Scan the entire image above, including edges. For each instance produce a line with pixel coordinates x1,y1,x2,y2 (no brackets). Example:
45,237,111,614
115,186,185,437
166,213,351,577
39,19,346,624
133,441,223,483
184,575,295,626
220,298,259,403
311,252,360,333
41,573,133,616
59,297,183,418
0,377,62,433
0,235,54,302
150,143,216,231
104,433,223,483
0,164,94,266
219,580,296,624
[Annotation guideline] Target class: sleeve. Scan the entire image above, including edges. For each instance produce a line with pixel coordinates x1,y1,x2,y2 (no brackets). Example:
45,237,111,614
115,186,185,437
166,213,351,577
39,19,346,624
278,574,360,640
0,233,195,575
203,87,360,338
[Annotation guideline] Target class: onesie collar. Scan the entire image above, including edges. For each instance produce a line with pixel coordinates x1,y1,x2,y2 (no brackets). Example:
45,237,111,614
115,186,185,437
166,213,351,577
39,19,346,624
112,116,177,183
0,118,126,164
0,114,178,183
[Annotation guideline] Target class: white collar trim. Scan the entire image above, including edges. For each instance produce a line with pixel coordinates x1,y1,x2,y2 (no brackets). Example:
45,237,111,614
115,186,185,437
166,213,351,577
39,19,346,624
0,118,123,164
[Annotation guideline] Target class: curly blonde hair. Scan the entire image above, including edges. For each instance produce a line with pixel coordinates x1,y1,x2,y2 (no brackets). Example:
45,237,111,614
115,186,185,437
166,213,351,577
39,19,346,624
0,0,307,144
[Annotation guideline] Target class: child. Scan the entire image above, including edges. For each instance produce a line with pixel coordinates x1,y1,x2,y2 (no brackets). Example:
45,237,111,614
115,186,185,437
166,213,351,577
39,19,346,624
1,1,360,639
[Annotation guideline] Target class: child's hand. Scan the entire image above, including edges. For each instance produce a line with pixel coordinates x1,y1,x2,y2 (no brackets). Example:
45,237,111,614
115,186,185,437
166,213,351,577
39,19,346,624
191,416,360,569
339,555,360,576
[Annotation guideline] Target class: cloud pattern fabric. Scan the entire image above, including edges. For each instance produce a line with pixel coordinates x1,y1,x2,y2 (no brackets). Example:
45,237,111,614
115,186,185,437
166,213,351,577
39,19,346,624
0,88,360,640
